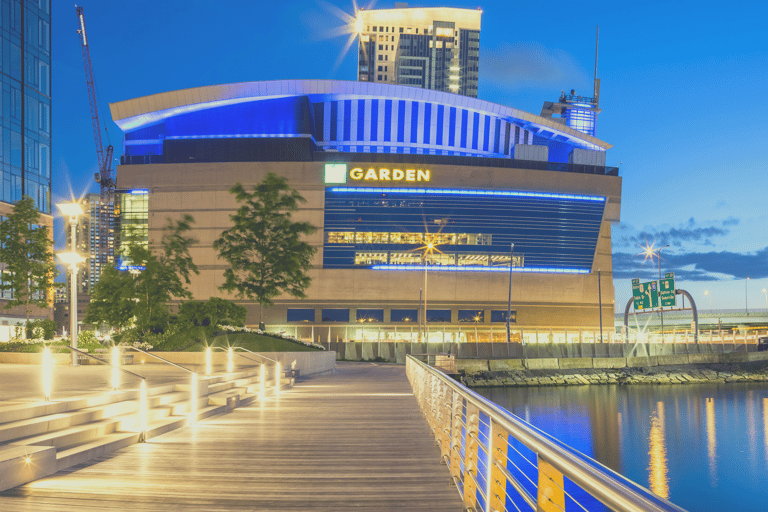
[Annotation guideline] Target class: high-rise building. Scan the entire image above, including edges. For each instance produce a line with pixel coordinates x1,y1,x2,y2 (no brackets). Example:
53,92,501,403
357,4,481,97
63,193,116,295
0,0,52,214
0,1,53,327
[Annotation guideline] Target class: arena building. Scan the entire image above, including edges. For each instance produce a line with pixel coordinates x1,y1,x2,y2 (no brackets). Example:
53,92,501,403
109,80,621,343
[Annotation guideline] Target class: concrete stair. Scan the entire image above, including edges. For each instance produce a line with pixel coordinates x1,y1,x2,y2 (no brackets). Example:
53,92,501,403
0,365,291,491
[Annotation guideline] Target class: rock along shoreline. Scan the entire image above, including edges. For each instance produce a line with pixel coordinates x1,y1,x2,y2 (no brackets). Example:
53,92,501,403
460,361,768,387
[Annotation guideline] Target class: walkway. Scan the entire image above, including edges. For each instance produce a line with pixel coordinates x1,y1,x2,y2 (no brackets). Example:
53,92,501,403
0,362,463,511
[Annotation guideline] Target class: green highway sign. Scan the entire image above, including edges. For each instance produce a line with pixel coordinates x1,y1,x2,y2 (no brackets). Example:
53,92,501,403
659,272,676,307
633,279,659,310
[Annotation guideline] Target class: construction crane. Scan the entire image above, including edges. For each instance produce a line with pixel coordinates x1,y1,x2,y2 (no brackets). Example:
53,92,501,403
76,5,115,282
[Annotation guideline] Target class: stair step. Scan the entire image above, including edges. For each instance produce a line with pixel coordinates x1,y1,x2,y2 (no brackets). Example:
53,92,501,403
55,432,140,471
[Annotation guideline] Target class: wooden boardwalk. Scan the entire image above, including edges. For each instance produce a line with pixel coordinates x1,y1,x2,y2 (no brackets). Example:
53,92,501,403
0,362,463,511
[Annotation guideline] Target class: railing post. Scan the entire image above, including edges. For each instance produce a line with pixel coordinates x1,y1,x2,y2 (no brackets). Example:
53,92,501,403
463,405,480,510
489,421,509,511
537,454,566,512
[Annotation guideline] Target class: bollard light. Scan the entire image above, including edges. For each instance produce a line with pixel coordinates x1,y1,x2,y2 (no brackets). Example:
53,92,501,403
189,373,198,425
111,346,120,391
275,361,281,397
227,347,234,374
42,346,52,401
140,380,148,441
259,363,265,401
205,347,212,376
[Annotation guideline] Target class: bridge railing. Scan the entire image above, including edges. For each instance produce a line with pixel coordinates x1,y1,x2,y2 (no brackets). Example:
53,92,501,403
406,355,688,512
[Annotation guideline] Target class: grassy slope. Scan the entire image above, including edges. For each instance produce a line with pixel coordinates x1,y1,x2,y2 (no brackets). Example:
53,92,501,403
185,332,320,352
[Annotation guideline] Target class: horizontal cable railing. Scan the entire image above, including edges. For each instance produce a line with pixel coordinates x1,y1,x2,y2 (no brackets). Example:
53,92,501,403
406,355,689,512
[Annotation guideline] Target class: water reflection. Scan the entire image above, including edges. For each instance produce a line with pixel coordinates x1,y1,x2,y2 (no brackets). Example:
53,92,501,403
705,397,717,486
648,401,669,499
476,382,768,512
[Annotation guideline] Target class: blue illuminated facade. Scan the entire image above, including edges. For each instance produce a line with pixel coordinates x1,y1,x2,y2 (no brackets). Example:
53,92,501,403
0,0,52,213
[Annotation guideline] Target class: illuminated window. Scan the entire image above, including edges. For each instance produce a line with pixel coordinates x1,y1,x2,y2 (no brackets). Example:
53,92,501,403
458,310,484,323
356,309,383,323
391,309,417,322
355,252,388,265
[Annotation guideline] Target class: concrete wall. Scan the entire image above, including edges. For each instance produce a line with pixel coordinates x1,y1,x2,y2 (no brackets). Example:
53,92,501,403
117,159,621,333
324,341,757,363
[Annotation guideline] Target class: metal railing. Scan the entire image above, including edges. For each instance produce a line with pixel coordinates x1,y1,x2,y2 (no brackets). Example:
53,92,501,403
406,355,688,512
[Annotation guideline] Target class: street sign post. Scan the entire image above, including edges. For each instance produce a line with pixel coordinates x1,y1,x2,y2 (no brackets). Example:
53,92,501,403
633,279,659,310
659,272,676,307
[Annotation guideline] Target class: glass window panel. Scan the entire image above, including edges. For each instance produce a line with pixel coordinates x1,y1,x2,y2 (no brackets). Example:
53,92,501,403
426,309,451,323
321,309,349,322
389,252,422,265
354,252,387,265
458,310,484,322
356,309,383,323
391,309,418,322
457,253,488,266
491,310,516,323
287,308,315,322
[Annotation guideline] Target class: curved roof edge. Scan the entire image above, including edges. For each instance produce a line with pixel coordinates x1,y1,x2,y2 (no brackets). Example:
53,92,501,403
109,80,611,150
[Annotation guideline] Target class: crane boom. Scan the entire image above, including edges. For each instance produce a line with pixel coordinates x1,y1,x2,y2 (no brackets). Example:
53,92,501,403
76,5,115,285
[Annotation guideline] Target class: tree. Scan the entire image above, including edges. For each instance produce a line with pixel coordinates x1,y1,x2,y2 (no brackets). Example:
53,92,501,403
85,215,199,335
213,174,317,324
177,297,247,328
0,196,57,323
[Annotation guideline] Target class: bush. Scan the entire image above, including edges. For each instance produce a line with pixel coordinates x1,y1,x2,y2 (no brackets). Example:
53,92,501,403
25,319,57,340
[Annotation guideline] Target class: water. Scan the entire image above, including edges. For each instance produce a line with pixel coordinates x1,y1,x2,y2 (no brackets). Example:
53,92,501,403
475,383,768,512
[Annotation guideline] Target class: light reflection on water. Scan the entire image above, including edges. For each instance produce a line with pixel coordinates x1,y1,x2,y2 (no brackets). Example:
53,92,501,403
475,383,768,512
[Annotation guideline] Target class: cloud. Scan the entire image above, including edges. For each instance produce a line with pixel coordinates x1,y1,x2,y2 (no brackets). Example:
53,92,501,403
615,218,730,249
612,246,768,281
481,42,590,91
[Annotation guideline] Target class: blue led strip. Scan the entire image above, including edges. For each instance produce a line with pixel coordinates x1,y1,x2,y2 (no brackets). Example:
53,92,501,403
371,265,589,274
329,187,605,203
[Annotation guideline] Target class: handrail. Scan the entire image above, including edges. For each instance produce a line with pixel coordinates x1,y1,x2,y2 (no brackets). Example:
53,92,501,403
122,346,195,373
210,346,262,366
51,345,146,381
406,355,688,512
233,346,278,364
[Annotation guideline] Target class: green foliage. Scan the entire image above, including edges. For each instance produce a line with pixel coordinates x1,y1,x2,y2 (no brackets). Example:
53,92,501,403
213,174,317,321
76,330,104,352
0,196,57,321
177,297,246,329
26,318,57,340
85,216,199,336
189,332,321,352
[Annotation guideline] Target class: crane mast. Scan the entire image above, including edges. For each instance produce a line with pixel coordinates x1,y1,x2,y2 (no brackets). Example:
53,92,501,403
76,6,115,283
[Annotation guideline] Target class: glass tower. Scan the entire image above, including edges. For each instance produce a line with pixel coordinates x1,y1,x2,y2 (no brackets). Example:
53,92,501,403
357,6,481,98
0,0,51,213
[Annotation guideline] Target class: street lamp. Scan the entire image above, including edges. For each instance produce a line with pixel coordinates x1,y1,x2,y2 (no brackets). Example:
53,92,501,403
704,290,712,312
644,244,670,342
57,201,84,366
506,243,514,344
745,277,749,316
762,288,767,313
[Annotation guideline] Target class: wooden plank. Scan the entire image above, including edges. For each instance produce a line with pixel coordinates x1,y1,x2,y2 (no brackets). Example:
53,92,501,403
0,363,464,511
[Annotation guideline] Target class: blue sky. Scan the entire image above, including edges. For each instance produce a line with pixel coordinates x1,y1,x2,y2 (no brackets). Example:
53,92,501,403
51,0,768,311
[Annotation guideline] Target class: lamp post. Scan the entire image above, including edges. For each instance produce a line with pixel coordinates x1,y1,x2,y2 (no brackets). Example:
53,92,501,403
704,290,711,312
745,277,749,316
762,288,767,314
597,269,603,343
644,244,670,342
506,243,514,344
57,201,84,366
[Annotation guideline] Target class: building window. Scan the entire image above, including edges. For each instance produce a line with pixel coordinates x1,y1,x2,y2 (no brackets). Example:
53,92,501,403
491,310,517,323
322,309,349,322
356,309,383,323
287,309,315,322
426,310,451,323
391,309,417,322
458,310,484,323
